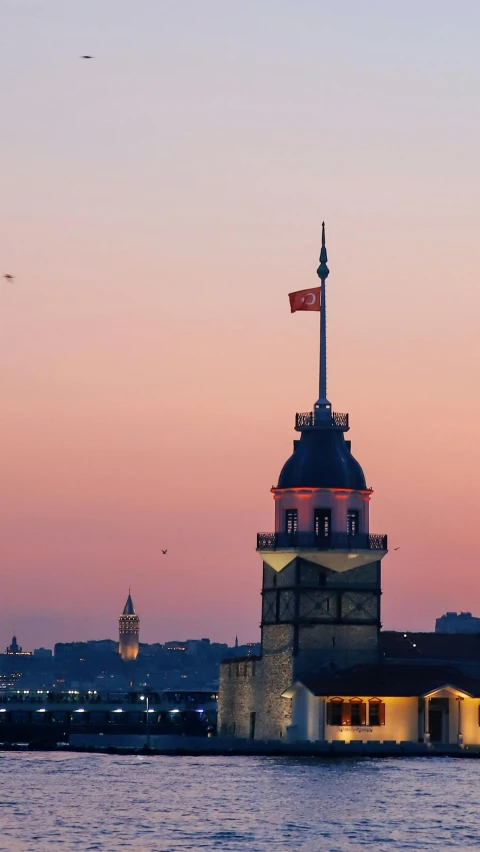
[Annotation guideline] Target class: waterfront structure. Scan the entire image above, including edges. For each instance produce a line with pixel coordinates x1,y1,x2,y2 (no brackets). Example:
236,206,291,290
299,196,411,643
218,228,480,746
0,686,218,743
118,592,140,661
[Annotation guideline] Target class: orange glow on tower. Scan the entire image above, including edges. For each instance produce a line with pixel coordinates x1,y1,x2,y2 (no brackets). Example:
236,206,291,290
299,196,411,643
118,591,140,661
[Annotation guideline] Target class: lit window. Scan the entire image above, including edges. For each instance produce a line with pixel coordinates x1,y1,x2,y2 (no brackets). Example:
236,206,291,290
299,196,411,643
314,509,331,538
347,510,359,536
285,509,298,536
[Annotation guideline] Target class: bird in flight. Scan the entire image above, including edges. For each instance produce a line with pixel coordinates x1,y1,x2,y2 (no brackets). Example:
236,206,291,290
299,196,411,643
393,547,400,551
161,549,168,555
3,274,14,281
80,55,94,59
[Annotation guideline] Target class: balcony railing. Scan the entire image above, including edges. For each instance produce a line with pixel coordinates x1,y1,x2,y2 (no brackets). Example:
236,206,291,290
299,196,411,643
295,411,349,430
256,532,388,551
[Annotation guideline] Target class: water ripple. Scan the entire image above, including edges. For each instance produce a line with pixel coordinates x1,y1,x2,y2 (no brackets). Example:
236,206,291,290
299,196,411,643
0,753,478,850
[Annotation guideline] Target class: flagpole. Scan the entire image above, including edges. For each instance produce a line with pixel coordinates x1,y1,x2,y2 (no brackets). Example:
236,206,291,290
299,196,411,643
316,222,330,411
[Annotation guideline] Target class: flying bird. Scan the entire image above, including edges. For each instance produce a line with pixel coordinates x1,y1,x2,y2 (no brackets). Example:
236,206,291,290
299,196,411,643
393,547,400,551
161,549,168,555
3,274,14,281
80,55,94,59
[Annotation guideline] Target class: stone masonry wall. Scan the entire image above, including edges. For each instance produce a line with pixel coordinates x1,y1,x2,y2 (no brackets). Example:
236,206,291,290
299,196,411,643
218,657,259,738
255,624,295,740
294,624,379,679
218,625,295,740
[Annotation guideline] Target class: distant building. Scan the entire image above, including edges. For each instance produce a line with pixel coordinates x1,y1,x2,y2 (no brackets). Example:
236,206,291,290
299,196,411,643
5,635,31,656
33,648,53,658
436,612,480,634
54,640,117,660
186,639,210,656
118,592,140,661
165,641,186,653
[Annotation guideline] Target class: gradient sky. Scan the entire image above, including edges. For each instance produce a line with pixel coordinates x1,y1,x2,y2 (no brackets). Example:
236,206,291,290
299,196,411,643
1,1,480,649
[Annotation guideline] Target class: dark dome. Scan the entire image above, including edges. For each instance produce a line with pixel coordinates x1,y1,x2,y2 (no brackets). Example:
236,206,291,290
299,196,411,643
277,428,366,490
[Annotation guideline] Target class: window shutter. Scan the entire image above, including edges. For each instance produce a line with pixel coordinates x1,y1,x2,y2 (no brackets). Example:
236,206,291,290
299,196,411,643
341,703,351,726
379,702,386,725
326,702,333,725
360,702,366,725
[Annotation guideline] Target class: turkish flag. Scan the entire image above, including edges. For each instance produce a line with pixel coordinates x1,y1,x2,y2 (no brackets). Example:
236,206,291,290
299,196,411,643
288,287,320,313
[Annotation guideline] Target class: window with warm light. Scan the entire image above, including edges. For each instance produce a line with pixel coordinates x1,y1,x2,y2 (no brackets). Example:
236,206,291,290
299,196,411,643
327,698,369,726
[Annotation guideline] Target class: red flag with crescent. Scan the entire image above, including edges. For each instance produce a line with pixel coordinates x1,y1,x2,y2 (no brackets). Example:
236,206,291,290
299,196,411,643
288,287,320,313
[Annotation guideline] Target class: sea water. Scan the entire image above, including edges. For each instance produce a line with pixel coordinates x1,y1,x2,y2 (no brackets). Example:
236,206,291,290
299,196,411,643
0,752,478,851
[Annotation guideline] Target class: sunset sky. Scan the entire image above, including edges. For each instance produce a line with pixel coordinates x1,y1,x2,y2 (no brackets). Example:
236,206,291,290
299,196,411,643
1,1,480,649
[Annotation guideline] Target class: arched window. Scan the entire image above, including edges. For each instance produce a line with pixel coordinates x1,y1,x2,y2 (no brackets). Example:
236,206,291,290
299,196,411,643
369,697,386,726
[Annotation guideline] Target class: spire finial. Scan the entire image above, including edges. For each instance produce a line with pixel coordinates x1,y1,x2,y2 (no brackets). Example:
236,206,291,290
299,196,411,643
316,221,330,411
317,222,329,278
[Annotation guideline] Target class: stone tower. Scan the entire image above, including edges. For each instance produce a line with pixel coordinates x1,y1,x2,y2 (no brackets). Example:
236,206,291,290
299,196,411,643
218,225,388,740
118,591,140,661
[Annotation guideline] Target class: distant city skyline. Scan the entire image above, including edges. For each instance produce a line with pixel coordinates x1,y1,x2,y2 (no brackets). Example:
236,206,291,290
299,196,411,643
0,589,257,652
2,1,480,648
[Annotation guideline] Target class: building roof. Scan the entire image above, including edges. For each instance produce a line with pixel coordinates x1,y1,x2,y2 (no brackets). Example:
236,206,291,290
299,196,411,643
381,631,480,662
296,663,480,698
277,427,366,490
122,594,136,616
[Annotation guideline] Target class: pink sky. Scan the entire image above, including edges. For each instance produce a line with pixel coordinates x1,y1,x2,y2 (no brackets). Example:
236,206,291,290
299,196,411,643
1,1,480,649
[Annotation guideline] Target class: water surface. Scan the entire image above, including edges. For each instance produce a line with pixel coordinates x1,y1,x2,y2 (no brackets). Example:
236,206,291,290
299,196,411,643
0,752,478,851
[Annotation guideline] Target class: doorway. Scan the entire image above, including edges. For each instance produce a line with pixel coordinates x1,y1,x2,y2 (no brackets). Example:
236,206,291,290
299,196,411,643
429,698,449,743
249,712,256,740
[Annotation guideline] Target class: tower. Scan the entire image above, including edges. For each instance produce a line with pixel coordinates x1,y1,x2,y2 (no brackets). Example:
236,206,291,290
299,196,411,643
218,225,388,740
259,224,387,677
6,635,21,654
118,591,140,661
